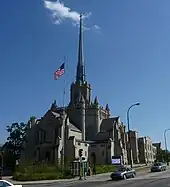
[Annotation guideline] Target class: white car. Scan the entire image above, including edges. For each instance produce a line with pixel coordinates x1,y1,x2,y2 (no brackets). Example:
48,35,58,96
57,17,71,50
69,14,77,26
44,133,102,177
0,180,22,187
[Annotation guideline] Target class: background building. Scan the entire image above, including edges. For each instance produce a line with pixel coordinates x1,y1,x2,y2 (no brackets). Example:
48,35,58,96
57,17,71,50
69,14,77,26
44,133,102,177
152,142,161,157
152,145,157,161
127,131,139,164
138,136,154,164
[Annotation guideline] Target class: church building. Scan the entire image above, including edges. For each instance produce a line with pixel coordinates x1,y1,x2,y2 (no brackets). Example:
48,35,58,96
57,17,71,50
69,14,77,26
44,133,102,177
21,15,128,166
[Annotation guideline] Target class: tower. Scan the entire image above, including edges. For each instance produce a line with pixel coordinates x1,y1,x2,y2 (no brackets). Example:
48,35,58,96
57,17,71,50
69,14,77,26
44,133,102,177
79,94,85,141
76,14,85,84
69,14,92,107
93,96,100,133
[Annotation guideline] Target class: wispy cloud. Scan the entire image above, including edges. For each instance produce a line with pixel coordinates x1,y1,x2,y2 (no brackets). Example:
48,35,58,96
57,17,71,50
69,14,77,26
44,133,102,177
43,0,100,32
84,24,101,32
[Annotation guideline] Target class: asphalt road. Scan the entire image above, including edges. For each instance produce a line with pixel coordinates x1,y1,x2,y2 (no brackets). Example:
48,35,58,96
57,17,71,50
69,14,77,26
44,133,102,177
23,169,170,187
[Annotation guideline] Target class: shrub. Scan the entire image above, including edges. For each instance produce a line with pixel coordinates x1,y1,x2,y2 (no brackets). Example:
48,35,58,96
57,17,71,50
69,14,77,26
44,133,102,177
95,165,117,174
13,164,74,181
13,172,62,181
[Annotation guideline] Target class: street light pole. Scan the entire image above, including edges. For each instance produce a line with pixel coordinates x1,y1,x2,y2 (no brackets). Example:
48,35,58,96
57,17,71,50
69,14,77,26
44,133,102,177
164,129,170,166
127,102,140,168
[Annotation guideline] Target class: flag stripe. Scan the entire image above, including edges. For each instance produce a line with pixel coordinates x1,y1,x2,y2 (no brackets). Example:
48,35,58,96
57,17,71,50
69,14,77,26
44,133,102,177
54,63,65,80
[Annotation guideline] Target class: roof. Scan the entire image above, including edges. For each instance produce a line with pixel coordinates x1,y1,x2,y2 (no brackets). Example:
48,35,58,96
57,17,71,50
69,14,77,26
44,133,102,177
100,117,119,132
51,111,60,118
68,118,81,132
69,122,81,132
94,132,110,141
39,109,81,132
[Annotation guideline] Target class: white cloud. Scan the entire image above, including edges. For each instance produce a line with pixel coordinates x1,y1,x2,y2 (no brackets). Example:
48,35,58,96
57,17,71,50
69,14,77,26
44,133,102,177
83,25,101,33
93,25,100,30
43,0,100,31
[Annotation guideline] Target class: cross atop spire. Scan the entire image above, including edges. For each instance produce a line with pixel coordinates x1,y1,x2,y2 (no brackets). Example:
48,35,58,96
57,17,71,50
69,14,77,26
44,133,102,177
76,14,85,83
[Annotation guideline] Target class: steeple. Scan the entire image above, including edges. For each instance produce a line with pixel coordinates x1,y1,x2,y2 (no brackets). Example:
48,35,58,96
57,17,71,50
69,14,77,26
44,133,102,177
105,104,110,111
94,96,99,105
69,14,92,107
76,14,85,83
50,100,57,111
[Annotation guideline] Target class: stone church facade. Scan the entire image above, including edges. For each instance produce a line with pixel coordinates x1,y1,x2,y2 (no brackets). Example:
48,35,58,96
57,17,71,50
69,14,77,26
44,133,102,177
21,15,128,166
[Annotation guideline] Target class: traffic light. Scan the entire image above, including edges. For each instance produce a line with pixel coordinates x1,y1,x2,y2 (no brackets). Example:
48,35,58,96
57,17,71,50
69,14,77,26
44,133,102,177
79,149,83,157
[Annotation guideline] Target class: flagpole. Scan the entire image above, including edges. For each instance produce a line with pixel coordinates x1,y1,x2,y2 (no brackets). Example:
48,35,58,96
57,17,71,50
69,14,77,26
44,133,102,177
54,58,67,169
63,56,67,111
61,56,67,171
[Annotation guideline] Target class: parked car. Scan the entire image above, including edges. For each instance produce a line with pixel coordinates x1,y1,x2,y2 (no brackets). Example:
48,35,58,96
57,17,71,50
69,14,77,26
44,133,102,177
0,180,22,187
110,166,136,180
150,162,166,172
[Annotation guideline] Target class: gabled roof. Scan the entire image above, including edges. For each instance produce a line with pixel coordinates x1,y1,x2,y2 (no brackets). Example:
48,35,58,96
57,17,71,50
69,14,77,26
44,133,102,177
51,111,60,118
100,117,120,132
94,131,110,141
43,110,60,119
69,118,81,132
38,109,81,132
69,122,81,132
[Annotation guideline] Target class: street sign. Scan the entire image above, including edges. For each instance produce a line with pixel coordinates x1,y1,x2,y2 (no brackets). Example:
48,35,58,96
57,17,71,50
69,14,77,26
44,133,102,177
111,156,121,165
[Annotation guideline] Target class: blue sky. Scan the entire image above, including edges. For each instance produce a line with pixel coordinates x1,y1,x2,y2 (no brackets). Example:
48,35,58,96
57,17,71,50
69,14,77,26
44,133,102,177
0,0,170,148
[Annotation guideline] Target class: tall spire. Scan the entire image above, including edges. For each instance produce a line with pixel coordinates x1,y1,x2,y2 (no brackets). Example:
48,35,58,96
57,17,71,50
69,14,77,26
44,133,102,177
76,14,85,83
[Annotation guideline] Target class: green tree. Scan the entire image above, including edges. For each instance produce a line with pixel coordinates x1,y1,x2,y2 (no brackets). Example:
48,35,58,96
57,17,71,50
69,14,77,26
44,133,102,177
1,149,16,169
30,116,36,122
156,149,170,162
3,122,27,161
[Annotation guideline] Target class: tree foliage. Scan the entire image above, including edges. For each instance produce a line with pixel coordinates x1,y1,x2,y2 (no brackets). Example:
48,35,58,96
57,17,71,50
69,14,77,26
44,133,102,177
156,149,170,162
30,116,36,122
3,122,27,160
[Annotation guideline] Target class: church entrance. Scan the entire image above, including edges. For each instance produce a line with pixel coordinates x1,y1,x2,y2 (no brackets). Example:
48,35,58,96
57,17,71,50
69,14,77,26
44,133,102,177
91,152,96,175
45,152,50,162
91,152,96,166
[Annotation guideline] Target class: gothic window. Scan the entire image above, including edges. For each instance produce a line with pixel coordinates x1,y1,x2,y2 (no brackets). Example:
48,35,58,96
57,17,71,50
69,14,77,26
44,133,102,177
58,127,61,137
45,152,50,162
82,92,86,100
43,131,46,142
39,131,42,144
108,145,111,149
54,129,58,144
91,144,96,148
101,150,105,156
75,92,80,103
46,129,52,141
34,150,36,157
35,131,39,145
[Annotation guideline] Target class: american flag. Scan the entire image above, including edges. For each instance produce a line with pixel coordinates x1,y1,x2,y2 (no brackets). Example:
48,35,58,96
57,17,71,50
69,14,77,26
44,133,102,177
54,63,65,80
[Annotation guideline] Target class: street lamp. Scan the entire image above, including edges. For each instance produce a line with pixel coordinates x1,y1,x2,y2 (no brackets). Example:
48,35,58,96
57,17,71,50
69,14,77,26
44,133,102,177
127,102,140,168
164,129,170,166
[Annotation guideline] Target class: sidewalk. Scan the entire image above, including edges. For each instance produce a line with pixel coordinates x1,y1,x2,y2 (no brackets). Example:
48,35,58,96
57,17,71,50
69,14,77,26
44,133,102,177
4,165,150,185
